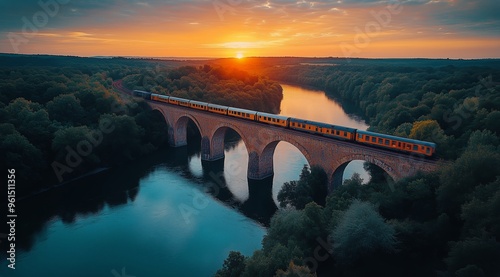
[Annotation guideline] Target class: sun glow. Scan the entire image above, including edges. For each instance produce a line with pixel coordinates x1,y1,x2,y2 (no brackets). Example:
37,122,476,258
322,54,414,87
236,52,244,59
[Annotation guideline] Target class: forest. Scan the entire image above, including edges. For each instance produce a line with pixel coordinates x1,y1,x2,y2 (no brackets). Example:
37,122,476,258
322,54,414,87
214,58,500,277
122,64,283,113
1,54,499,276
0,54,282,196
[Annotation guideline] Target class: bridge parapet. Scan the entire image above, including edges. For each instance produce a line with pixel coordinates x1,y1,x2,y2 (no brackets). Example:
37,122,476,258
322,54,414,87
148,101,441,193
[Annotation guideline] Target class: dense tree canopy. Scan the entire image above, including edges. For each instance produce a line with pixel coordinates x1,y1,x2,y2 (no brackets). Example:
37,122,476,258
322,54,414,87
122,64,283,113
0,55,284,198
216,58,500,277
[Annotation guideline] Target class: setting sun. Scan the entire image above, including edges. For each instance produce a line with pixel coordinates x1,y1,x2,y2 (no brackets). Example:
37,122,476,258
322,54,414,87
236,52,244,59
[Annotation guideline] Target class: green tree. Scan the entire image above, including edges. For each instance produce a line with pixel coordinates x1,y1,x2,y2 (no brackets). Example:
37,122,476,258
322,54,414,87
445,237,500,277
275,262,316,277
437,146,500,216
277,165,327,209
460,178,500,239
215,251,246,277
343,172,363,186
332,200,397,265
46,94,85,124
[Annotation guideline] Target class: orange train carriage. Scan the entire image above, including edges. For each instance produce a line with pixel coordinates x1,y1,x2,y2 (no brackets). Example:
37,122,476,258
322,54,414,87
289,118,356,141
356,130,436,156
228,107,257,121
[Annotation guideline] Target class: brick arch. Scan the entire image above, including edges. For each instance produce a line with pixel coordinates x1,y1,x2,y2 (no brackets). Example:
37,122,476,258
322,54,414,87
174,114,203,134
209,123,251,161
171,114,204,147
258,138,314,178
329,154,398,190
150,107,171,127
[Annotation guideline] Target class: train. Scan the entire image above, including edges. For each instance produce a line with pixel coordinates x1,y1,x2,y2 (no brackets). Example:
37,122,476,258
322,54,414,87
133,90,437,157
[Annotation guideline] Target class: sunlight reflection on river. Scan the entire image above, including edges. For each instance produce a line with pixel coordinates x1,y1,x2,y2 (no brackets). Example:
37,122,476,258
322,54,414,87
190,83,370,205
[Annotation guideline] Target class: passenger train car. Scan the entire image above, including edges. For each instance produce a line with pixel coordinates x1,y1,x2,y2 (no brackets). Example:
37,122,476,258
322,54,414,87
132,90,436,157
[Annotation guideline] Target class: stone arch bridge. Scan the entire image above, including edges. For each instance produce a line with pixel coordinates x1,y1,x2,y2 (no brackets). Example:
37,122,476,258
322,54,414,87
148,101,440,191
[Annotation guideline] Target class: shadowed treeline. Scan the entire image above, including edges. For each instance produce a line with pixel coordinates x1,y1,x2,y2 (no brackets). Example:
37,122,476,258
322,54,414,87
214,58,500,277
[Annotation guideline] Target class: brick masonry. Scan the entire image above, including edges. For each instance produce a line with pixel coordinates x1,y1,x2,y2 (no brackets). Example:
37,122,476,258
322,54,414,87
149,101,441,192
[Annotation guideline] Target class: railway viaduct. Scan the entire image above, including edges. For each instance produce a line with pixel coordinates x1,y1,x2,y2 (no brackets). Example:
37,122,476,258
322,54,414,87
148,101,441,191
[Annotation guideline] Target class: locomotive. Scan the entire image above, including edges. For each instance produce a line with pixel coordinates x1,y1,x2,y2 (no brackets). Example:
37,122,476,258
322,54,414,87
134,90,436,157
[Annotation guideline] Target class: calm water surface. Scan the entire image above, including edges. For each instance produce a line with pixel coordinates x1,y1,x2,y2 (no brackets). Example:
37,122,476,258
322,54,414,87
0,84,368,277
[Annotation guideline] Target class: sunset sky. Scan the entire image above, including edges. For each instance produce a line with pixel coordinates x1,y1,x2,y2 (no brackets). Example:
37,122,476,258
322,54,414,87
0,0,499,58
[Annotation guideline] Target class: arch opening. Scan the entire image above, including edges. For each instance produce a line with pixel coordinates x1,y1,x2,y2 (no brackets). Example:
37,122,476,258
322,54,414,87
173,116,203,178
146,109,170,148
332,160,394,190
174,115,202,147
265,141,311,207
209,126,249,203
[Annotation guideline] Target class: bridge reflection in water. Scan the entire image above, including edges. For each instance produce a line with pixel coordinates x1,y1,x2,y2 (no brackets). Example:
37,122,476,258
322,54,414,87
148,101,440,200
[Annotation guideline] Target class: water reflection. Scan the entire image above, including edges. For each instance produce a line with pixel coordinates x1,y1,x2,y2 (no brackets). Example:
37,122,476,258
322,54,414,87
0,83,373,277
186,84,371,207
0,146,267,277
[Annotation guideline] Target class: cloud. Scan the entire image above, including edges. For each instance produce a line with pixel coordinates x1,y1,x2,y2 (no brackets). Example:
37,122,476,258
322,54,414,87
0,0,498,57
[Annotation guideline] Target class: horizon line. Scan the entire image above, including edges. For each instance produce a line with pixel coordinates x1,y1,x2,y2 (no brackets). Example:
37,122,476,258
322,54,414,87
1,52,500,61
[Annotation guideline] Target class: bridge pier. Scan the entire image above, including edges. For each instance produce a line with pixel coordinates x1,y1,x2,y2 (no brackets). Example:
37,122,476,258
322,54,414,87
247,151,274,180
149,102,441,201
330,163,348,192
168,126,187,147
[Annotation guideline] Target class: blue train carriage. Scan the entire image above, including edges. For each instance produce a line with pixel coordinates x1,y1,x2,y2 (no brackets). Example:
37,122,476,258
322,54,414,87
207,103,229,115
356,130,436,156
256,112,289,127
228,107,257,120
133,90,152,100
189,100,208,111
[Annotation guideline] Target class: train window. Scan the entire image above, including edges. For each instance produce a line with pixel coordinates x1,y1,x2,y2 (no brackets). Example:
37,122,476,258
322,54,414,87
385,140,390,145
426,148,430,153
336,130,339,135
378,138,383,144
358,134,363,139
406,144,411,150
398,142,401,147
413,145,418,151
371,137,376,142
392,141,396,146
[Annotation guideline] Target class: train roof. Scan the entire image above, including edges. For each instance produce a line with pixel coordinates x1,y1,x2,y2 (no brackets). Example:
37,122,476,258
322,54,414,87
256,112,289,121
169,96,190,102
190,100,208,106
207,103,229,109
356,130,437,147
289,118,357,132
154,94,169,99
133,90,150,93
228,107,258,114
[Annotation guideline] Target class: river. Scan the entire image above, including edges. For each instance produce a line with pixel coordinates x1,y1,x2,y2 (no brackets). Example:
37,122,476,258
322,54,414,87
0,84,368,277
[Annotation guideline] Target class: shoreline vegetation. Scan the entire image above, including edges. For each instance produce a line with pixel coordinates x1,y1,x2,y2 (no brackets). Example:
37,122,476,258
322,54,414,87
1,54,499,276
209,58,500,276
0,54,283,197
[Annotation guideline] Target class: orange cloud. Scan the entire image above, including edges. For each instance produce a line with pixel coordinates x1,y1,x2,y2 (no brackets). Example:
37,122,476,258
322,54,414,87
0,0,498,58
